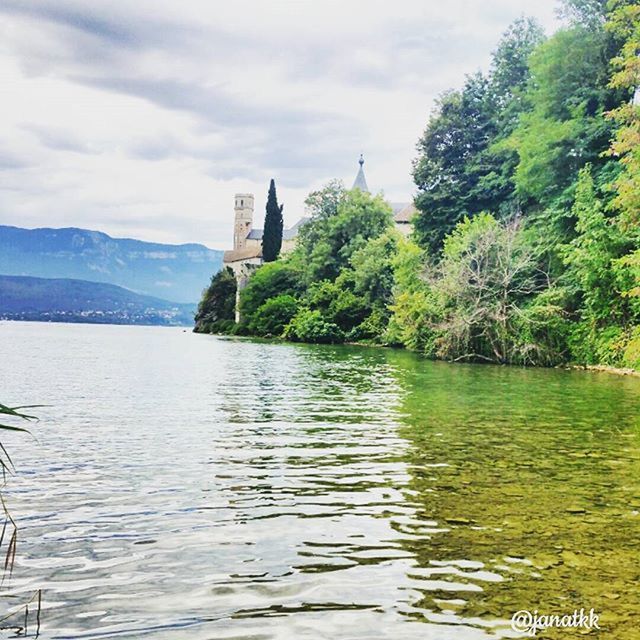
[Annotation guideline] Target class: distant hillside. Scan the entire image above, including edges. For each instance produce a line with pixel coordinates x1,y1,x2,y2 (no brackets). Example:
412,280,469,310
0,275,195,326
0,225,223,303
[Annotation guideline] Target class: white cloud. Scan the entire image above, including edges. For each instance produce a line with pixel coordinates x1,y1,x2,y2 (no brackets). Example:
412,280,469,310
0,0,560,249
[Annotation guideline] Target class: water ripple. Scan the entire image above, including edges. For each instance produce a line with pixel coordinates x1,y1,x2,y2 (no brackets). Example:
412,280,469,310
0,323,638,639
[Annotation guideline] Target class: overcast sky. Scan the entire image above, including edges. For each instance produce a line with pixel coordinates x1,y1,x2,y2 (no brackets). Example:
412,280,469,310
0,0,561,249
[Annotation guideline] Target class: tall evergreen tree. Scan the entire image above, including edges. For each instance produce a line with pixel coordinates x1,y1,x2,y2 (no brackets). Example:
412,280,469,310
262,179,284,262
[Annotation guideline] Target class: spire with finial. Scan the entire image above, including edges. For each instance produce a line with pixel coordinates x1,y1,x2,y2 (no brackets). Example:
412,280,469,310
352,153,369,192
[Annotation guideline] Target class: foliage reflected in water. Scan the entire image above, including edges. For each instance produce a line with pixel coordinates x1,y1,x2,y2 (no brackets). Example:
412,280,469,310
390,354,640,638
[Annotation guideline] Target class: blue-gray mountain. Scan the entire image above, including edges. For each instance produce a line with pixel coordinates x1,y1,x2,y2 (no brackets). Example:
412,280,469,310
0,225,223,303
0,275,195,326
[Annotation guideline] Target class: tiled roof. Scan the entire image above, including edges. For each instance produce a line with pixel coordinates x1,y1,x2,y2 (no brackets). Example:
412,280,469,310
391,202,417,223
223,246,262,263
284,217,309,239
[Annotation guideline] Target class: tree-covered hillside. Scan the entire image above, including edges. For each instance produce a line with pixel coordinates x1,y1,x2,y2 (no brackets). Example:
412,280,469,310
196,0,639,371
0,275,195,326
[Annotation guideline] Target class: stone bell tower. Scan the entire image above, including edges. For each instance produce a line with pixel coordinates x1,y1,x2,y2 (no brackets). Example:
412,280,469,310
233,193,254,251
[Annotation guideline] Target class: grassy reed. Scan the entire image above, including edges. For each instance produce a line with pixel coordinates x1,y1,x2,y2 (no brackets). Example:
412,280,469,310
0,403,42,636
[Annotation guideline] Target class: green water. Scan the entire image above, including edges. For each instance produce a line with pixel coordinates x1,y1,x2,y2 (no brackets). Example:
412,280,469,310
0,322,638,638
393,356,640,637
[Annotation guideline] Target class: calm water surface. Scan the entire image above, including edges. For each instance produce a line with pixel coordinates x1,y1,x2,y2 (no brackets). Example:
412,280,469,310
0,322,639,639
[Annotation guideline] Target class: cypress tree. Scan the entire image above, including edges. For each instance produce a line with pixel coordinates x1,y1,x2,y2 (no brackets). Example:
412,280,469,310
262,179,284,262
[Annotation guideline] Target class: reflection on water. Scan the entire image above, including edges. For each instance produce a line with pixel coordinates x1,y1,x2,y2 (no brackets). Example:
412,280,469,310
0,322,638,639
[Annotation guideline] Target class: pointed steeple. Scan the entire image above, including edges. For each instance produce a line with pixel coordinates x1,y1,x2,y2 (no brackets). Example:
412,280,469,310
352,154,369,192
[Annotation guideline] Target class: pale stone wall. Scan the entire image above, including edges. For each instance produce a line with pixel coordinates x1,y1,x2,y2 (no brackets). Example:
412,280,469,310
245,237,261,251
226,256,262,323
281,237,297,254
233,193,254,251
395,221,412,237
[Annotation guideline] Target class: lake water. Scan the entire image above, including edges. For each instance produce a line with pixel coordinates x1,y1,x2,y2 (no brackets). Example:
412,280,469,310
0,321,638,639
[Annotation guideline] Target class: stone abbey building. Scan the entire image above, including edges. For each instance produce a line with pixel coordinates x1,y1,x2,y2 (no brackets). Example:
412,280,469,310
222,193,307,277
222,157,417,319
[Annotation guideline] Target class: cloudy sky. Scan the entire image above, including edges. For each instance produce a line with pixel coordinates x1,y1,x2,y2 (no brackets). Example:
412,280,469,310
0,0,561,249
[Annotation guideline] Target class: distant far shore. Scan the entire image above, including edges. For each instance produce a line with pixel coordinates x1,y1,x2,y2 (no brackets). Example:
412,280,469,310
0,316,191,328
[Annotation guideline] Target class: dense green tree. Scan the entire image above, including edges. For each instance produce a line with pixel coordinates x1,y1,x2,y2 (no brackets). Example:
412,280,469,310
413,74,497,253
193,267,237,333
283,308,343,344
262,179,284,262
350,230,398,311
387,238,437,351
249,294,298,337
483,18,547,214
239,261,303,327
296,188,393,282
558,0,609,29
297,232,400,342
504,15,624,208
305,276,368,335
413,18,545,254
605,0,640,227
489,17,546,123
302,179,346,224
601,0,640,367
296,180,347,256
562,165,638,364
563,166,623,323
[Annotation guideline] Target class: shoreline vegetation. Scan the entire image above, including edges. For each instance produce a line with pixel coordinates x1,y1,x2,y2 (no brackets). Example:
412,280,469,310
580,364,640,377
195,0,639,374
202,332,640,378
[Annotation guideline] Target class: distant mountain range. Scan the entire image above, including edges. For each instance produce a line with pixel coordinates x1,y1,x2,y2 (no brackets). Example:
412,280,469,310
0,225,223,303
0,275,195,326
